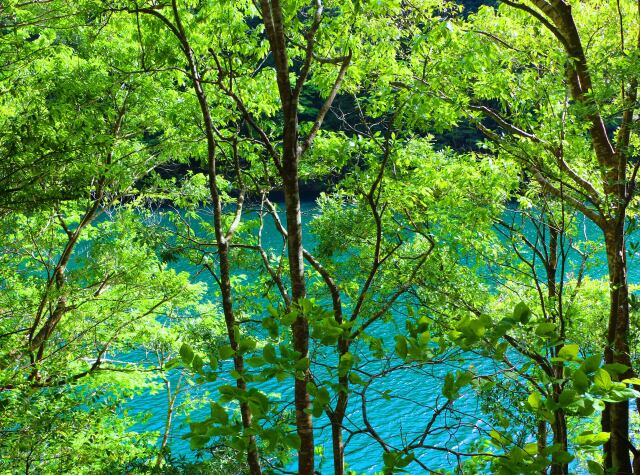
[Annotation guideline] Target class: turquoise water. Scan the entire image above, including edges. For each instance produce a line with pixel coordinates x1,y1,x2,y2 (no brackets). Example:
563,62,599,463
127,204,638,473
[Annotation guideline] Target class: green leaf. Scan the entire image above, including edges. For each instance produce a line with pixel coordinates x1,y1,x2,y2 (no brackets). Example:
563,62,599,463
558,389,576,407
535,322,556,336
557,344,579,360
263,344,277,363
583,354,602,373
587,460,605,475
513,302,530,323
395,336,408,359
527,391,542,410
469,318,486,337
349,372,365,385
338,352,355,376
443,373,457,400
315,387,330,406
575,432,610,447
219,345,235,360
295,357,310,371
396,452,415,468
210,402,228,424
229,370,244,380
488,429,510,446
180,343,194,364
601,387,639,403
189,435,209,450
594,368,612,390
164,358,181,370
239,337,257,353
573,369,589,393
192,354,204,374
246,356,266,368
603,363,629,375
283,433,300,450
552,450,574,464
382,451,395,467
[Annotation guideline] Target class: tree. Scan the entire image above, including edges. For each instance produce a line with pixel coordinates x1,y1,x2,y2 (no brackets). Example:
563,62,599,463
407,1,640,471
116,1,438,472
0,4,224,472
5,0,639,473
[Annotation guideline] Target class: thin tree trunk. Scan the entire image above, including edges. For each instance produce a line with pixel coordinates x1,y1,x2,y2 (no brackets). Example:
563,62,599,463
549,407,568,475
537,420,547,475
330,338,349,475
257,0,315,470
156,377,176,469
212,176,261,474
547,224,569,475
330,408,345,475
281,147,315,474
603,224,633,474
200,60,263,475
168,3,263,471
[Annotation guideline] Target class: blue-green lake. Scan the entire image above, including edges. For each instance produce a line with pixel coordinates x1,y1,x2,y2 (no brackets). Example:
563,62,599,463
126,203,635,474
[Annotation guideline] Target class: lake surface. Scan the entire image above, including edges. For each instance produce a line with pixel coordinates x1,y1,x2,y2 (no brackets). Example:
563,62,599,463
126,203,638,474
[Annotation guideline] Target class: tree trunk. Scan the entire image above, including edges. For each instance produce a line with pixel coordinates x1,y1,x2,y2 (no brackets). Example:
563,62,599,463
174,12,263,473
602,223,633,474
216,222,262,475
155,377,176,469
549,406,568,475
330,402,345,475
205,89,263,475
537,420,547,475
330,340,349,475
281,136,315,474
256,0,315,469
548,224,569,475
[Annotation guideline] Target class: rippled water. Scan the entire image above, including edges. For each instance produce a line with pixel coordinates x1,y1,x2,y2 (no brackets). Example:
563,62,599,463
127,204,636,473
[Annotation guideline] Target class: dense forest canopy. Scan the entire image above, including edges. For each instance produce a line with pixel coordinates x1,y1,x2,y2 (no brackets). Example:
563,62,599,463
1,0,640,474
